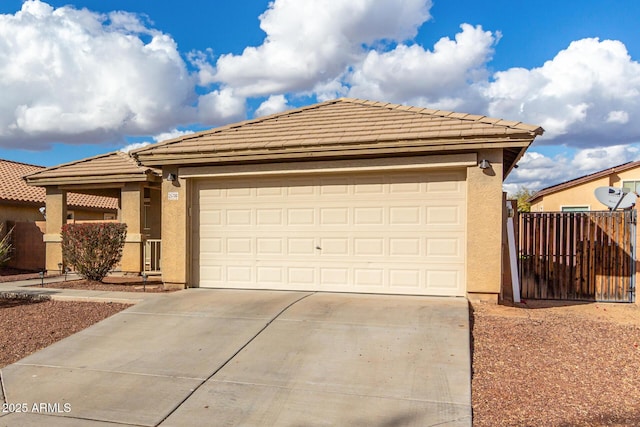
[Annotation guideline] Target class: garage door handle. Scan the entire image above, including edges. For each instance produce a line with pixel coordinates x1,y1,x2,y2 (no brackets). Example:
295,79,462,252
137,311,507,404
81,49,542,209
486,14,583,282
315,246,322,250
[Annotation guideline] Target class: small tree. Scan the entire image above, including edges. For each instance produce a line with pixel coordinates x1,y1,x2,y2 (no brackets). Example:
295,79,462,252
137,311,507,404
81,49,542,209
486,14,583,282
61,223,127,282
0,224,13,267
512,187,537,212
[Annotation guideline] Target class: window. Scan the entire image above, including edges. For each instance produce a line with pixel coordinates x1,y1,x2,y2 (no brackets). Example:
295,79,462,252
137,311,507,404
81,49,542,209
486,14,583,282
621,180,640,193
561,206,589,212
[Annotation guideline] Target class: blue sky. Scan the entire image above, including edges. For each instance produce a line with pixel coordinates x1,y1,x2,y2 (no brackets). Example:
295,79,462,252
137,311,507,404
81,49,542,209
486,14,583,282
1,0,640,193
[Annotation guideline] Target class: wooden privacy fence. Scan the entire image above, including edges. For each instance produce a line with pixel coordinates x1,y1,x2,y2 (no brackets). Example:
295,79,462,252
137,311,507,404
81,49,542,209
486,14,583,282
519,210,636,302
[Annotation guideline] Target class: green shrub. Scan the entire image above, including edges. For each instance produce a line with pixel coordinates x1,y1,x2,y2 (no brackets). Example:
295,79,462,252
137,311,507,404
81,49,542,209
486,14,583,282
0,224,13,267
61,223,127,282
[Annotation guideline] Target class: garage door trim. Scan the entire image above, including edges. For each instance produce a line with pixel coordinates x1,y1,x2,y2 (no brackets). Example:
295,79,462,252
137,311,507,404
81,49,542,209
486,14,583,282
180,153,476,179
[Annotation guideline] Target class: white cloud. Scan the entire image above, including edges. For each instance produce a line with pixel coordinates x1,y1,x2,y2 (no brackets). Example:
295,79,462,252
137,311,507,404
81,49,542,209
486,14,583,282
0,1,246,148
153,128,196,143
0,1,193,146
120,129,196,153
606,110,629,124
197,88,246,126
214,0,432,97
255,95,290,117
3,0,640,172
120,142,151,153
504,145,640,195
347,24,496,109
484,38,640,146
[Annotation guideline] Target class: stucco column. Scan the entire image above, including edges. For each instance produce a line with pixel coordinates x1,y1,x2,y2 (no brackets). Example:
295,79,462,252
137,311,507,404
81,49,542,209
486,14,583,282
44,187,67,273
161,166,189,289
120,183,144,273
466,149,504,303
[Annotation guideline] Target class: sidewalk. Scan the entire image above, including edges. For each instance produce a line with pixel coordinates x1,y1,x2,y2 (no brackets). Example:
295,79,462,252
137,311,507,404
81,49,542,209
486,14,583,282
0,274,162,304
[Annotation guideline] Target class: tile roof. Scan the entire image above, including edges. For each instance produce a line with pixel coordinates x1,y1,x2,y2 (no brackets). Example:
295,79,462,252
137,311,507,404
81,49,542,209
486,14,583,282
528,160,640,203
0,159,118,210
134,98,544,168
23,151,161,186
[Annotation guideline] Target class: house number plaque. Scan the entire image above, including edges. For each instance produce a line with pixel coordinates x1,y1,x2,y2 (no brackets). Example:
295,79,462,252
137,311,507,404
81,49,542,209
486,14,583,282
168,192,179,201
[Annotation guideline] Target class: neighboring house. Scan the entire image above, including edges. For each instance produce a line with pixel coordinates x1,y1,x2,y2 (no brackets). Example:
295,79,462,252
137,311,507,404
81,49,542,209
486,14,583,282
0,158,119,270
529,160,640,212
25,98,543,301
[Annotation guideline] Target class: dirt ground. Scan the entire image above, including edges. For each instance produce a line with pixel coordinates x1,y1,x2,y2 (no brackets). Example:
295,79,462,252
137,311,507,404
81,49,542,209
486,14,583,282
0,297,129,368
31,275,176,293
471,299,640,426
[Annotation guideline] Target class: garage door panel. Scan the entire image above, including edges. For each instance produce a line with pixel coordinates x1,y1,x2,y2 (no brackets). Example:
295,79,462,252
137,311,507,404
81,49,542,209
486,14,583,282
194,171,466,296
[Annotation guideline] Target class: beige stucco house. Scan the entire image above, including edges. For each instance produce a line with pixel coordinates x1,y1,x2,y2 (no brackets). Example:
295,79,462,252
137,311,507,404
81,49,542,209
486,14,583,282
1,158,119,270
23,152,162,274
529,160,640,212
26,98,543,301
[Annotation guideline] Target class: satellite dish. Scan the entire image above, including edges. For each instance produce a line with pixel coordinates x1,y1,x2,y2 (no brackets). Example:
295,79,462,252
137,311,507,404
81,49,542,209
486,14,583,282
594,187,637,210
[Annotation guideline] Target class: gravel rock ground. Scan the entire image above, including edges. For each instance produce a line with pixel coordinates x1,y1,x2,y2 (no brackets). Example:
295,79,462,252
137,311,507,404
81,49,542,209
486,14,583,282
471,300,640,427
32,276,174,293
0,297,129,368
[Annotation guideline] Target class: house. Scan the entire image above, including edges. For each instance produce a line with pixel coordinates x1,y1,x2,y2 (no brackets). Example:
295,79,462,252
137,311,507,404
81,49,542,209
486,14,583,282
528,160,640,212
23,152,162,274
25,98,543,302
1,158,119,270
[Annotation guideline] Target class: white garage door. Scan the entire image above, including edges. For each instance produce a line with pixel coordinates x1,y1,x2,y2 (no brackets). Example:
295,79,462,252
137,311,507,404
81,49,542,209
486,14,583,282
192,170,466,296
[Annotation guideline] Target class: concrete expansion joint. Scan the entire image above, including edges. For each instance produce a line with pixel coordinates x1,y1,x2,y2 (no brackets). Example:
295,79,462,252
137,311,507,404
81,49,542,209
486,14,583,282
155,291,318,425
13,363,201,381
211,377,470,406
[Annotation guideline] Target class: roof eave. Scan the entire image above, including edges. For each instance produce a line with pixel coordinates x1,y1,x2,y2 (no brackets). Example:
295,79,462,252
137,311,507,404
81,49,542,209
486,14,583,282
25,173,160,187
136,137,535,167
528,159,640,202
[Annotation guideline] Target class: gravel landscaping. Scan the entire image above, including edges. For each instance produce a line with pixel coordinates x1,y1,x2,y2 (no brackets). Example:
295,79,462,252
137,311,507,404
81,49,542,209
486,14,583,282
471,300,640,426
0,296,129,368
30,275,176,293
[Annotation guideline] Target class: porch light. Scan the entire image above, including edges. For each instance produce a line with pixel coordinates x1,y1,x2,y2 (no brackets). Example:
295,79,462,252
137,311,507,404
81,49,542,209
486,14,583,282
478,159,491,169
166,173,177,182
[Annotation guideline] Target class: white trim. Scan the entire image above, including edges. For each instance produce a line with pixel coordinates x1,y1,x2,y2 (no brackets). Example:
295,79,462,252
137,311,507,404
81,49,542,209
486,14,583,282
506,201,520,303
621,179,640,191
179,154,477,178
560,205,590,212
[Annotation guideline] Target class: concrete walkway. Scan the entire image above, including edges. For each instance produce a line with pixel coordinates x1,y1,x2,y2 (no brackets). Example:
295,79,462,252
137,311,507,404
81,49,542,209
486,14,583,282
0,274,161,304
0,285,471,426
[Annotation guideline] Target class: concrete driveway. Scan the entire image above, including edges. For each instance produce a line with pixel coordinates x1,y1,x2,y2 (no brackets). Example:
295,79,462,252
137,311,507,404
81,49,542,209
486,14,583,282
0,290,471,426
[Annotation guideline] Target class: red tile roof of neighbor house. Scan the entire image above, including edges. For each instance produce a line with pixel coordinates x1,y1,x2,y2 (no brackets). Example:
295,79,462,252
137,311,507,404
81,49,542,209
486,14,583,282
528,160,640,203
0,158,118,210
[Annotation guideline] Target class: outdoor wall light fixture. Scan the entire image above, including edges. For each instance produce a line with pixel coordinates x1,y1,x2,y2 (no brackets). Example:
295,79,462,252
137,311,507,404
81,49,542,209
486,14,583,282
166,173,177,182
478,159,491,169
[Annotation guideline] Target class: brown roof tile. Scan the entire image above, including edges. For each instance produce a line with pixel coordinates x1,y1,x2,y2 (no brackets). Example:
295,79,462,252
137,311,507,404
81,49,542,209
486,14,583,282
24,151,161,186
528,160,640,203
133,98,544,166
0,159,118,210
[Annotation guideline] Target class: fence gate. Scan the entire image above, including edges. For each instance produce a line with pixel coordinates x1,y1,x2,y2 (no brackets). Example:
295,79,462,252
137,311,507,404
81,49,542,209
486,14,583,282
519,210,636,302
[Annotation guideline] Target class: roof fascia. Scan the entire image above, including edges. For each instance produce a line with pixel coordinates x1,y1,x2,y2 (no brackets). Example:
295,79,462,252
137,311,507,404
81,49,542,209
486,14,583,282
136,139,533,167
